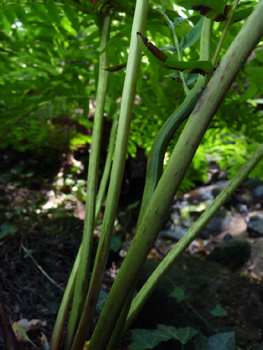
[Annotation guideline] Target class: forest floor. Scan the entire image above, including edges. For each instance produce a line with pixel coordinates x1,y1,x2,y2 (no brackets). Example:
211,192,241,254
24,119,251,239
0,151,263,350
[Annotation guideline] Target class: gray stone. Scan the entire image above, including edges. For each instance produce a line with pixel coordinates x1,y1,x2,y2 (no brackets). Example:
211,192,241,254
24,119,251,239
248,215,263,237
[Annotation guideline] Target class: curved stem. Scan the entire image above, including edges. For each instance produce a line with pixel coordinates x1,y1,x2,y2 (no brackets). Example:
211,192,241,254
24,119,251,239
138,17,212,226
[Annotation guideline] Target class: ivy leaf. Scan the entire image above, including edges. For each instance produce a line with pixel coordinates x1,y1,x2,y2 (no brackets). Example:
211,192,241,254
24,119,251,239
169,286,186,302
208,332,235,350
130,328,168,350
96,290,108,311
110,235,122,252
157,325,198,344
210,303,228,317
137,32,212,74
0,222,18,240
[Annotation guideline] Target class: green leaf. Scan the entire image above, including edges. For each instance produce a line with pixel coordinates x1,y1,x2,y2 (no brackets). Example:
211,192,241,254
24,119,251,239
110,235,123,252
169,286,186,302
179,18,203,51
130,328,168,350
0,222,18,240
207,332,235,350
194,332,209,350
157,325,198,344
96,290,108,311
210,303,228,317
232,8,253,23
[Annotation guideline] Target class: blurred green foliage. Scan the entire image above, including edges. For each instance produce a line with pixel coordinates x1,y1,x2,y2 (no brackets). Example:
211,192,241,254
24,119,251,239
0,0,262,190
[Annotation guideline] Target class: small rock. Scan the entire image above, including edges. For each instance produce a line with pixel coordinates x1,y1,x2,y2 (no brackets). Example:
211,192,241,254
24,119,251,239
247,215,263,237
199,209,232,238
207,239,251,271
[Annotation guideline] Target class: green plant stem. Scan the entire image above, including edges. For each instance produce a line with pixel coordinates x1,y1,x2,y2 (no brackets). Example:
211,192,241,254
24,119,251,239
107,18,212,349
95,113,118,220
126,142,263,329
50,247,80,350
87,3,263,348
63,13,111,350
164,13,189,94
212,0,240,67
138,17,212,226
71,1,149,349
106,288,135,350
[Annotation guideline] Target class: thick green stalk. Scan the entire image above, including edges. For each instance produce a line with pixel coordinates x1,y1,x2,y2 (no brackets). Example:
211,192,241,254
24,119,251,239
64,13,111,350
95,114,118,220
138,17,212,226
106,288,135,350
71,1,149,349
126,142,263,329
87,2,263,348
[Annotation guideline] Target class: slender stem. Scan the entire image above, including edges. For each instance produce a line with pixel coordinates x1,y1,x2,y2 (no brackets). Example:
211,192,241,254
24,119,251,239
64,13,111,350
72,1,149,349
86,3,263,348
126,142,263,329
95,113,118,220
212,0,240,67
50,247,81,350
164,13,189,94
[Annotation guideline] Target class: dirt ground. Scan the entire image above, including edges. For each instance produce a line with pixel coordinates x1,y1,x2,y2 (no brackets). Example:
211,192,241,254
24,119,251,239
0,212,263,349
0,153,263,349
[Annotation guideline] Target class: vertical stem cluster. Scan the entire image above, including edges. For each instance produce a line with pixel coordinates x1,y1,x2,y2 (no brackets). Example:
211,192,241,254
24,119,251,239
71,1,149,349
88,2,263,349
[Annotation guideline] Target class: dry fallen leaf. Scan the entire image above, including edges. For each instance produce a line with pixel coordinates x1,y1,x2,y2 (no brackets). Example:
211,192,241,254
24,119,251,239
12,322,36,346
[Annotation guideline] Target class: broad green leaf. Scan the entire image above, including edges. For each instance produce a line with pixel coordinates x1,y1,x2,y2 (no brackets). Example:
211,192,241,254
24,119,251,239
130,328,168,350
207,332,235,350
157,325,198,344
179,17,203,51
0,222,18,239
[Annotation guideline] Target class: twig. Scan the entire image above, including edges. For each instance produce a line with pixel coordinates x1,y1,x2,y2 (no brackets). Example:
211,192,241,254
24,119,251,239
21,244,64,291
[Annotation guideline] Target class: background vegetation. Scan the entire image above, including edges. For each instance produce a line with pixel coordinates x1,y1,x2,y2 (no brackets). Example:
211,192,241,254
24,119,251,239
1,0,262,189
